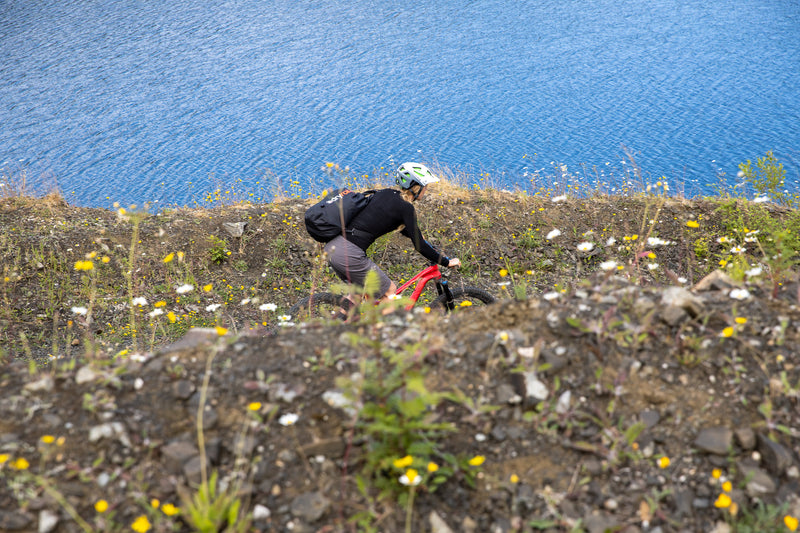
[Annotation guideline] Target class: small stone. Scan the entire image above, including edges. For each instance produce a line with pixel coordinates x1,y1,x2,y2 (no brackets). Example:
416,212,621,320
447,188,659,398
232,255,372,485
429,510,455,533
0,511,33,531
523,372,548,401
462,516,478,533
739,465,776,497
734,427,756,450
24,376,54,393
694,427,733,455
290,492,330,523
161,441,199,474
757,434,794,476
222,221,247,237
253,504,271,520
661,305,688,326
603,498,618,511
640,409,660,429
75,365,99,385
660,287,704,317
172,380,196,400
38,509,59,533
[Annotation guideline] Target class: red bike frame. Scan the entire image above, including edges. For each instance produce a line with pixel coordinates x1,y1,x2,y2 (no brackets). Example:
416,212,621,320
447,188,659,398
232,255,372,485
394,264,443,310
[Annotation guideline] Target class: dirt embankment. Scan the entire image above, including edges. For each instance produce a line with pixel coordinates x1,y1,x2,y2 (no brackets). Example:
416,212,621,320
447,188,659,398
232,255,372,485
1,189,799,532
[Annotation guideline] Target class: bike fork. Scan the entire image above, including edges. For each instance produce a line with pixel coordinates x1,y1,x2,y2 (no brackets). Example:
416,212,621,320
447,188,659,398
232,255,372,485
435,279,456,311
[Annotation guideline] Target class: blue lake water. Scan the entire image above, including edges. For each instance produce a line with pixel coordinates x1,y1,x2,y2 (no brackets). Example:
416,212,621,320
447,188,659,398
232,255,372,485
2,0,799,208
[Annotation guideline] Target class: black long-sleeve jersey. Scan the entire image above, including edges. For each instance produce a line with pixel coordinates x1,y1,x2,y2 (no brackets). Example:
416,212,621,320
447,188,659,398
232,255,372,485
347,189,450,266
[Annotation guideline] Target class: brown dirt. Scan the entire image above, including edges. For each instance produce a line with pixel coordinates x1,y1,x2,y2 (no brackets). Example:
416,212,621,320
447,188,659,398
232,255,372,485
1,188,799,532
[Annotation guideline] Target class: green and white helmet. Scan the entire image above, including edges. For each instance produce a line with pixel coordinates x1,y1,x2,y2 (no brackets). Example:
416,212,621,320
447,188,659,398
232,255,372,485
395,162,440,190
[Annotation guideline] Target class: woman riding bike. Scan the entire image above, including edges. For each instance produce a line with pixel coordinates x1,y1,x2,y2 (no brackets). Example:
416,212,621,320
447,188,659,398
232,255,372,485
324,162,461,302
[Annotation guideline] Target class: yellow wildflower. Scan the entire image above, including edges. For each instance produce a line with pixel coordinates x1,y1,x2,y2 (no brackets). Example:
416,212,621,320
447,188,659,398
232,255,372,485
167,312,176,323
131,515,151,533
735,317,747,324
41,435,55,444
150,498,160,509
94,500,109,513
712,468,722,479
162,503,179,516
393,455,414,469
163,253,174,263
510,474,520,483
499,269,508,277
215,326,228,336
74,260,94,271
722,480,732,492
459,300,473,307
721,327,734,338
657,456,670,469
0,453,9,464
248,402,262,411
714,493,732,508
203,284,213,292
11,457,29,470
102,256,110,263
785,515,799,532
468,455,485,466
427,462,439,473
686,220,700,228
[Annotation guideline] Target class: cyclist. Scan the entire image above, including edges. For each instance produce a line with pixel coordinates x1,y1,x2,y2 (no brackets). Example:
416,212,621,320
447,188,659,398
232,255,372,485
324,162,461,302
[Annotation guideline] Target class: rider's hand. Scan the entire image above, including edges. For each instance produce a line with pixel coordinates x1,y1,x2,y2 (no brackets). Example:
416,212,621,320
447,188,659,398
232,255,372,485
448,258,461,268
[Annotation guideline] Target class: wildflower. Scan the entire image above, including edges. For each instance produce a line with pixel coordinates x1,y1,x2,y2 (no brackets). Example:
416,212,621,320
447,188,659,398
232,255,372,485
712,468,722,480
203,284,213,292
647,252,656,259
730,246,746,254
546,228,561,240
162,503,179,516
39,435,54,444
499,269,508,277
510,474,520,483
542,291,560,301
606,237,616,246
11,457,29,470
735,317,747,324
647,263,659,271
729,288,751,300
148,309,163,318
551,194,567,203
74,260,94,271
248,402,262,411
94,499,109,513
394,455,414,469
259,303,277,311
176,284,194,294
677,277,688,284
131,515,152,533
399,469,421,486
496,331,510,344
101,256,110,263
785,515,799,532
0,454,8,464
745,266,763,277
657,456,670,469
722,481,733,492
720,327,734,338
468,455,486,466
753,195,769,203
686,220,699,228
206,304,222,312
215,326,228,336
132,297,148,307
577,242,594,252
240,298,251,305
167,311,177,323
154,301,166,308
71,306,88,316
278,315,292,322
177,251,184,262
151,498,160,509
459,300,473,307
279,413,299,426
714,493,732,509
163,253,174,263
424,307,431,314
427,462,439,473
716,236,730,244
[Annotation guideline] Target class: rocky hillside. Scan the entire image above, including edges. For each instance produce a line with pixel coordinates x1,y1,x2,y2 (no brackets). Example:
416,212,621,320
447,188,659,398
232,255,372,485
1,187,799,532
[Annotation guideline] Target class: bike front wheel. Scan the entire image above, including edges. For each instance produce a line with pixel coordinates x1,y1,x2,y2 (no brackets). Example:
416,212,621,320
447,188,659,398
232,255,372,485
288,293,353,322
429,287,495,312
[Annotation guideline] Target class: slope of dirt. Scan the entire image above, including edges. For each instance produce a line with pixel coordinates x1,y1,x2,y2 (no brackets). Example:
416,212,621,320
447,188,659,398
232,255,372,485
1,189,799,532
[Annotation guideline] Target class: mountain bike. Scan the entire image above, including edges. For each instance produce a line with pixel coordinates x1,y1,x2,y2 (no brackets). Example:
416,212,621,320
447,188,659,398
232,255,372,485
288,263,495,321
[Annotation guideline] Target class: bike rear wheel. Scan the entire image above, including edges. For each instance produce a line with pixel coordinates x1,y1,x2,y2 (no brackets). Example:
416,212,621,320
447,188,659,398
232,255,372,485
429,287,495,312
289,293,353,322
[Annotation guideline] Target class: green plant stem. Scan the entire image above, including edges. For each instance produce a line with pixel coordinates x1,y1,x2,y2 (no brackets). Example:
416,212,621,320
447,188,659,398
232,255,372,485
37,476,94,533
405,486,416,533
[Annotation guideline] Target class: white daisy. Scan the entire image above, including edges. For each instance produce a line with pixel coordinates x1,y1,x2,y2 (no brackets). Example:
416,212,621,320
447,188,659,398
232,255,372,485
546,228,561,240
